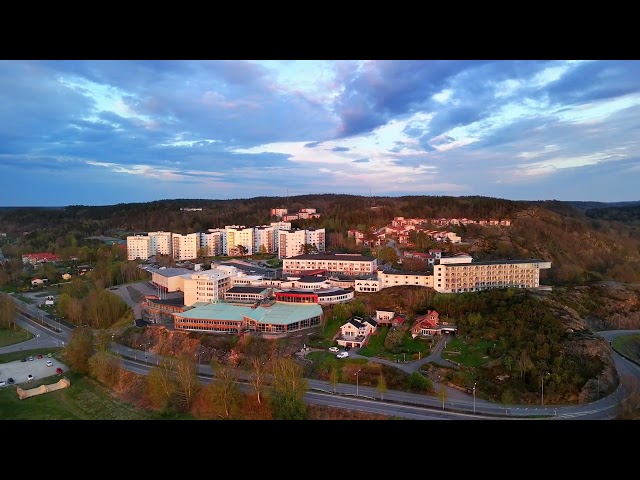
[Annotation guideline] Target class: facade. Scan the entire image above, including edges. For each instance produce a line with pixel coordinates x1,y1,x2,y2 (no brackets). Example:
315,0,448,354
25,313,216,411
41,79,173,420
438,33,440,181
173,301,323,334
282,253,377,276
148,267,192,293
126,235,150,260
223,286,270,303
140,296,187,324
224,225,254,256
182,268,233,306
171,233,199,261
433,259,552,293
275,287,354,305
278,229,307,259
411,310,457,337
254,226,276,254
200,230,224,257
375,309,396,325
354,277,380,293
337,316,378,348
377,270,434,289
148,231,173,256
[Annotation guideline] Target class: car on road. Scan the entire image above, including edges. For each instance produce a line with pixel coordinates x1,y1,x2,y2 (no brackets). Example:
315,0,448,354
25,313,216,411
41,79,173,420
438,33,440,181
56,368,63,375
7,378,14,384
28,356,34,361
0,380,5,387
27,375,33,381
37,354,43,359
46,360,53,367
336,352,349,359
328,347,339,353
21,358,27,362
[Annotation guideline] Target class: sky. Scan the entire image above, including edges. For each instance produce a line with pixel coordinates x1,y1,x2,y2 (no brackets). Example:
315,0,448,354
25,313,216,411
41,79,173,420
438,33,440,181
1,59,639,207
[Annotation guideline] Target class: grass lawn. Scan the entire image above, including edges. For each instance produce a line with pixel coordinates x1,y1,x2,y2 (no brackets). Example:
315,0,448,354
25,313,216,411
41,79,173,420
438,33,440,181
0,328,33,348
306,351,367,382
357,326,388,357
0,371,171,420
441,336,496,367
613,334,640,363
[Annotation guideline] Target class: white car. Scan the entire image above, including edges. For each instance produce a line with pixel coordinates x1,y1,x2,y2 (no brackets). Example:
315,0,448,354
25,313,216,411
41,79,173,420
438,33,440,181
0,380,5,387
336,352,349,359
328,347,339,353
46,360,53,367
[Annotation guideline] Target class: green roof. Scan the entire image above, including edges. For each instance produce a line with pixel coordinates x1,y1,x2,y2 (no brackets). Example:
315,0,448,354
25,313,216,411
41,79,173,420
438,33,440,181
175,301,322,325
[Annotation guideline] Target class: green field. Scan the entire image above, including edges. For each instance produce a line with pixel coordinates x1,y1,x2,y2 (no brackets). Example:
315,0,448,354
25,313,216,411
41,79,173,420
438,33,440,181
0,328,33,347
441,336,496,367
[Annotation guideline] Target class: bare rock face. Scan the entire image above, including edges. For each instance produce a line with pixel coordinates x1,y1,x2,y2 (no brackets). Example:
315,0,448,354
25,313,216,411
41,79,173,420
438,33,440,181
549,282,640,331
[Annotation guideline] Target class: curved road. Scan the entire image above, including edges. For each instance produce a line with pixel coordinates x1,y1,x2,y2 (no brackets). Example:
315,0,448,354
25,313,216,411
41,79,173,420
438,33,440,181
3,293,639,419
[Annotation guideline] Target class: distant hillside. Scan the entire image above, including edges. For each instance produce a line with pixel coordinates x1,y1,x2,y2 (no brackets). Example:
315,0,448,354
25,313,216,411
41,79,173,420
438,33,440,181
2,194,640,285
568,200,640,210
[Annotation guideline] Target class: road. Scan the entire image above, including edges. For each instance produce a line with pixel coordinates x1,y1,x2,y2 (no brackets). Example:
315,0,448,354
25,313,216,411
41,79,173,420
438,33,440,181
3,292,638,419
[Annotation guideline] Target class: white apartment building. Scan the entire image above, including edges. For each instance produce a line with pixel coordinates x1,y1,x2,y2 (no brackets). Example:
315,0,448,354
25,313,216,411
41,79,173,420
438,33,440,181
149,231,173,256
200,230,224,257
283,253,377,276
254,225,276,254
171,233,199,261
224,225,254,256
433,259,552,293
127,235,150,260
182,268,233,306
377,270,434,289
278,228,326,259
278,229,307,259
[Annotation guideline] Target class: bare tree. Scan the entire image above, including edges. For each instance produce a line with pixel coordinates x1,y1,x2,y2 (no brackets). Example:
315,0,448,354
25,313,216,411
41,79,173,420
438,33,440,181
173,353,201,412
377,373,388,400
147,358,178,410
207,365,242,418
249,356,268,404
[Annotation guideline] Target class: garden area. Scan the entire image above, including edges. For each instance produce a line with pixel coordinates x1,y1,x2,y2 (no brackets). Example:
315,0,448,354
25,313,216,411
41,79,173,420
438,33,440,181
440,336,497,367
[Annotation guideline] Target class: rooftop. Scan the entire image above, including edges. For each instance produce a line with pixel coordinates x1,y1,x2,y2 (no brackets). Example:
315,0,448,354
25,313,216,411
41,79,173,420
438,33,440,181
175,301,323,325
286,253,376,261
147,267,193,277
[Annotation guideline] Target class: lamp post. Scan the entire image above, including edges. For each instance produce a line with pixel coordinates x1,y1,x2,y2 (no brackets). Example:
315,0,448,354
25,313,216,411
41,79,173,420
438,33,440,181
473,382,477,413
541,371,550,405
196,351,204,373
140,343,150,363
354,369,362,397
111,334,115,353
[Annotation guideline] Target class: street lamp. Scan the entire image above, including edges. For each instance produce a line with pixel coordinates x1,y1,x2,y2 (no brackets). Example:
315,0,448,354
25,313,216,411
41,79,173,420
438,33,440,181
354,369,362,397
541,371,550,405
473,382,477,413
140,343,150,363
195,351,204,372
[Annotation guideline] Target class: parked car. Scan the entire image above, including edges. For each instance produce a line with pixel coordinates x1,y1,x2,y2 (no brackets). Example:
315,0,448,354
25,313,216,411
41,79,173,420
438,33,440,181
336,352,349,359
21,358,27,362
56,368,63,375
7,378,14,384
328,347,339,353
0,380,5,387
37,354,43,359
27,374,34,381
46,360,53,367
28,356,34,361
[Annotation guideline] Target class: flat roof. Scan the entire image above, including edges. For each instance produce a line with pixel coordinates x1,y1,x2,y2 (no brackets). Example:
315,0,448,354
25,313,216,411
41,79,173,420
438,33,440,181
226,286,269,294
148,267,192,277
175,301,322,325
383,270,432,276
286,253,376,261
438,259,550,266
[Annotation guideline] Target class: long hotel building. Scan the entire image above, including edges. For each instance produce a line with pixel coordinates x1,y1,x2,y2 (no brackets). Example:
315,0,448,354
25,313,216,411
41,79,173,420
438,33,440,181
433,259,551,293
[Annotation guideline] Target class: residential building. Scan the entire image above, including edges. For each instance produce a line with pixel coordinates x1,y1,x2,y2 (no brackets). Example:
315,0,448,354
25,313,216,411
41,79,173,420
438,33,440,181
224,225,254,256
171,233,199,261
254,225,276,254
22,253,60,264
200,229,224,257
282,253,377,276
354,277,380,292
127,235,150,260
148,231,173,256
278,229,306,259
376,270,433,289
337,316,378,349
375,309,396,325
433,259,552,293
410,310,457,337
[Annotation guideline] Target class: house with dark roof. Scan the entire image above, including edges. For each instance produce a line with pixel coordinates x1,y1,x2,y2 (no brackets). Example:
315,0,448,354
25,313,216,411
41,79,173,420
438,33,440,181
337,316,378,348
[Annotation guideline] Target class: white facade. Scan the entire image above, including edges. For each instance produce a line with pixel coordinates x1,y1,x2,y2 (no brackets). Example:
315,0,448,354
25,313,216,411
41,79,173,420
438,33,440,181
377,270,434,288
127,235,151,260
439,254,474,265
254,226,276,254
283,253,377,276
278,229,307,259
433,260,552,293
171,233,199,261
182,269,233,306
306,228,326,252
225,225,254,256
200,230,224,257
149,231,173,256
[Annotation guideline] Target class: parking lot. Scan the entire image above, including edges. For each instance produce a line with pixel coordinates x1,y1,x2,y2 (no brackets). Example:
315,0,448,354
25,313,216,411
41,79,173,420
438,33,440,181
0,356,66,387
